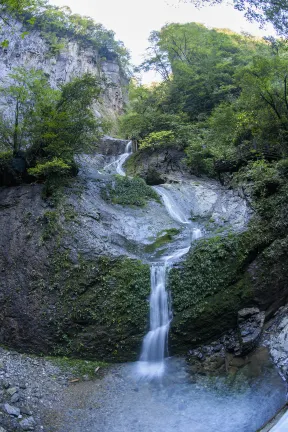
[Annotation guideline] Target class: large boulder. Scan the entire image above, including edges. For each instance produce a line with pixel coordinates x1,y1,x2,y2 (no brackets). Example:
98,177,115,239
237,307,265,355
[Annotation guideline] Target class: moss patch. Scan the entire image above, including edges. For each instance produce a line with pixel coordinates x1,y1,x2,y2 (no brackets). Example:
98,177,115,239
48,356,107,379
169,224,273,353
49,254,151,362
101,175,160,207
144,228,181,253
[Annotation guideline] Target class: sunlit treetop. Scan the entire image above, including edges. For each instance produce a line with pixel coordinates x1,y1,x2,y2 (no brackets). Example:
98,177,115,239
186,0,288,37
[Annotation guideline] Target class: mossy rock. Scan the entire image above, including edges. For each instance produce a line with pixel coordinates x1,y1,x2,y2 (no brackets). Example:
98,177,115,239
168,224,281,353
101,175,160,207
49,254,151,361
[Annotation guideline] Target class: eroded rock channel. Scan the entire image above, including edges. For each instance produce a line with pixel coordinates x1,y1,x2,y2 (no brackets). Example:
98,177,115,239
0,138,287,431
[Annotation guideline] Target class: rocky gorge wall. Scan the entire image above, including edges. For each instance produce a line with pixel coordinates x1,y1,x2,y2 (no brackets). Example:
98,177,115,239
0,18,128,120
0,139,251,362
0,139,287,368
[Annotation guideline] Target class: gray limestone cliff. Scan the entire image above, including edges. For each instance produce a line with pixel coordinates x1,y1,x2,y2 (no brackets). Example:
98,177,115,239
0,18,128,120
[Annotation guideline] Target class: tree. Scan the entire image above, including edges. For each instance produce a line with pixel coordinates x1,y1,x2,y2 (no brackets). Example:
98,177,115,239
30,73,102,162
0,67,57,154
185,0,288,37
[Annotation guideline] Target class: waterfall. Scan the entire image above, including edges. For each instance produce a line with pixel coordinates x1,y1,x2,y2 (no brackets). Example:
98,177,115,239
153,185,190,224
102,141,132,175
138,263,171,378
138,184,202,379
115,141,132,175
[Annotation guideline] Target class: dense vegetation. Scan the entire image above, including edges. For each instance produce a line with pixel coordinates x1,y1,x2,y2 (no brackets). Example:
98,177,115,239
187,0,288,38
0,0,130,193
102,175,160,207
0,68,104,193
121,23,288,177
118,7,288,351
0,0,130,69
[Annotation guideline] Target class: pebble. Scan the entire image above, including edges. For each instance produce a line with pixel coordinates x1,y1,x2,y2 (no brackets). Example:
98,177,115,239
0,426,7,432
20,406,33,416
4,403,20,416
7,386,17,396
19,416,36,430
2,381,10,389
11,392,20,403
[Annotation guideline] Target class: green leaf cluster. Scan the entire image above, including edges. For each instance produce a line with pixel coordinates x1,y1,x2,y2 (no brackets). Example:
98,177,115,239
0,68,103,188
102,175,160,207
121,22,288,176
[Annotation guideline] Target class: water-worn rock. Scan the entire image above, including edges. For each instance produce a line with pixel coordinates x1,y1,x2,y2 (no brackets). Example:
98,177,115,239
4,403,20,416
125,147,188,184
238,308,265,355
10,392,20,403
0,143,251,361
263,305,288,381
7,387,17,396
19,416,36,430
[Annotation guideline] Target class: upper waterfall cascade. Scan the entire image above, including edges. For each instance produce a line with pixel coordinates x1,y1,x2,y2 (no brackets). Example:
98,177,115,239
102,141,132,176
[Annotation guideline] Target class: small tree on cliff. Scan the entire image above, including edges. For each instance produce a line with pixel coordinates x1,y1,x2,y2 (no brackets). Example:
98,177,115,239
0,67,56,155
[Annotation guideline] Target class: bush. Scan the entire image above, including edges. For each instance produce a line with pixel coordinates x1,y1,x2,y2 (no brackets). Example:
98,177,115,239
28,158,71,179
140,130,175,150
0,150,21,186
102,175,160,207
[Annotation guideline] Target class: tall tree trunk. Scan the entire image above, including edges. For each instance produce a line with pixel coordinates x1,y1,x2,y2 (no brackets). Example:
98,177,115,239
13,99,19,155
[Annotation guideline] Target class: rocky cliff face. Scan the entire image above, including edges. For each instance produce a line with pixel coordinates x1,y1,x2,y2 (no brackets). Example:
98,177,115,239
0,19,128,119
0,139,251,361
0,139,287,364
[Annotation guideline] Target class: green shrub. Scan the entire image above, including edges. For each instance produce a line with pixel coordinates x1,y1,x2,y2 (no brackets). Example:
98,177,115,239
28,157,71,179
102,175,160,207
140,130,175,150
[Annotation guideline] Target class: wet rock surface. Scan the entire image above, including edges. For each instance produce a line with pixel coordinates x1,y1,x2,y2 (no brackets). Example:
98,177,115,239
263,305,288,381
238,308,265,355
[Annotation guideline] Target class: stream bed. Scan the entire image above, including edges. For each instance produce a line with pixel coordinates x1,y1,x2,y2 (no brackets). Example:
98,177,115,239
43,356,286,432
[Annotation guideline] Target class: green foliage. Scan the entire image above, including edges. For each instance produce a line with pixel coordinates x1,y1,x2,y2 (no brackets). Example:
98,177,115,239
140,130,175,150
19,3,130,70
0,0,40,24
30,73,102,162
102,175,160,207
168,223,274,349
185,131,215,176
144,228,181,253
0,67,57,154
120,23,283,176
48,356,107,379
40,210,62,241
0,68,102,187
50,254,151,361
234,160,281,198
186,0,288,37
28,158,70,178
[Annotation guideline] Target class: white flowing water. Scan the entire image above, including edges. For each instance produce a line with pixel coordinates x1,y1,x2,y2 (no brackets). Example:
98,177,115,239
138,183,202,379
102,141,132,176
153,185,190,224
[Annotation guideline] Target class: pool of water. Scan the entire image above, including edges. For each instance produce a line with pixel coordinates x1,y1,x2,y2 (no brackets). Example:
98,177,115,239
48,355,287,432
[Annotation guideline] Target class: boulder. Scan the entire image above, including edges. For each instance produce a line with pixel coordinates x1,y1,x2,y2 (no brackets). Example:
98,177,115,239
237,307,265,355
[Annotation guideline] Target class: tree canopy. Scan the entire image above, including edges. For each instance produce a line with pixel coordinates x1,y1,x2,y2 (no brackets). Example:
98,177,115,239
186,0,288,37
120,22,288,176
